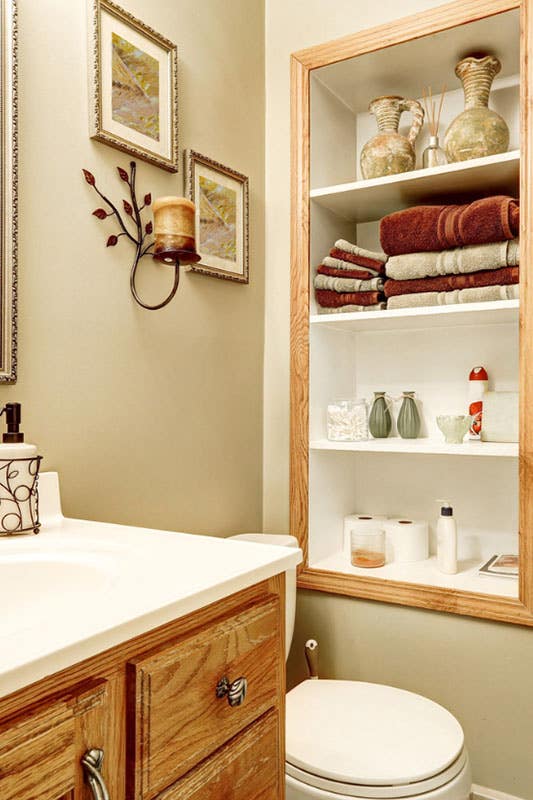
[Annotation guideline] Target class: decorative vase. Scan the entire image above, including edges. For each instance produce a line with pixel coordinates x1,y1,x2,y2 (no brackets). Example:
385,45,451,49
368,392,392,438
397,392,421,439
444,55,509,163
360,96,424,180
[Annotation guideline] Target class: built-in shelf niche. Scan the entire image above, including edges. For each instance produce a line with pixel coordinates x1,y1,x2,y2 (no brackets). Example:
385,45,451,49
290,1,532,625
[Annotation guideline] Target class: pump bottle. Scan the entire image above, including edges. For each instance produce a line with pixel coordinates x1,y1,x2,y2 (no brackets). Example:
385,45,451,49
437,502,457,575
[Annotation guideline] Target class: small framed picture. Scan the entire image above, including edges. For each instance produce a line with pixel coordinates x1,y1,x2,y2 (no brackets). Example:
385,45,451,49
185,150,249,283
88,0,178,172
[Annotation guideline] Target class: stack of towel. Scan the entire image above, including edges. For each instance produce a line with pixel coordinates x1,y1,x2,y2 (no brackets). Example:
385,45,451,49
379,196,520,309
314,239,388,314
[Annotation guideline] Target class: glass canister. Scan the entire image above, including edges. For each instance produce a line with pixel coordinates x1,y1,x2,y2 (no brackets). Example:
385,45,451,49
351,529,386,568
326,398,368,442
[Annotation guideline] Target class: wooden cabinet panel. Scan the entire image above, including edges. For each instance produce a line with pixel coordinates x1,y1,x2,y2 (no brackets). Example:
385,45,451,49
127,597,281,799
156,711,280,800
0,680,107,800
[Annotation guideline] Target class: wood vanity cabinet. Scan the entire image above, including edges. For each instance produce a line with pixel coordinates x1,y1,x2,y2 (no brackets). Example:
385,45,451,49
0,575,285,800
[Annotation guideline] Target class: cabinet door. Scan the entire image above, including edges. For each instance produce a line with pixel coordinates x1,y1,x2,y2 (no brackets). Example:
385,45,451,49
156,711,281,800
127,597,281,799
0,680,110,800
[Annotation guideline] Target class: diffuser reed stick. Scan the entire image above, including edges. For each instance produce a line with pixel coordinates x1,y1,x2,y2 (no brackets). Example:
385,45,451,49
422,85,447,168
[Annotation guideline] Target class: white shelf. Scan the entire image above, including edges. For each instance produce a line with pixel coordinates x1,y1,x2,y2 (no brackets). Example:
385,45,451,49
310,150,520,223
310,299,519,333
310,438,518,458
310,552,518,598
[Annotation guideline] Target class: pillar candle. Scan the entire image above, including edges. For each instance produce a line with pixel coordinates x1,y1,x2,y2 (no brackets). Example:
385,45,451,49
153,196,196,262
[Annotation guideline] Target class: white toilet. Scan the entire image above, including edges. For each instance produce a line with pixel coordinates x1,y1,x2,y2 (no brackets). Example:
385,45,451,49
231,534,472,800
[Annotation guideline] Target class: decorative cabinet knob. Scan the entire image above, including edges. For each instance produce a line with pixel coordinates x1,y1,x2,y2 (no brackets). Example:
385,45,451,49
215,675,248,707
81,748,111,800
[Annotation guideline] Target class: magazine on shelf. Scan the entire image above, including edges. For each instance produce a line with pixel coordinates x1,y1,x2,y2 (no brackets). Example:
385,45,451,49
478,554,519,579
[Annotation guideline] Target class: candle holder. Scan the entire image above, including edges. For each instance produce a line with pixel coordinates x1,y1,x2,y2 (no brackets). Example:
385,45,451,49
82,161,200,311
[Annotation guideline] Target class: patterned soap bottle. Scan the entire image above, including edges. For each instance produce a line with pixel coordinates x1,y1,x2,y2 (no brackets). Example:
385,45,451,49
468,366,489,439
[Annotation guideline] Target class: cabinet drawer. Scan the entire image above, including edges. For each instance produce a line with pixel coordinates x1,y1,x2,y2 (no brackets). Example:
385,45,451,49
156,711,281,800
127,597,281,799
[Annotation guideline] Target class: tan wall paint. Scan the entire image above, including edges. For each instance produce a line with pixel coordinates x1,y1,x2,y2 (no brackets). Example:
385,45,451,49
3,0,265,534
263,1,533,796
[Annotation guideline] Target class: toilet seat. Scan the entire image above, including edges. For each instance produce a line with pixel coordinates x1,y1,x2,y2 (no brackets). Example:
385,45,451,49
286,680,466,798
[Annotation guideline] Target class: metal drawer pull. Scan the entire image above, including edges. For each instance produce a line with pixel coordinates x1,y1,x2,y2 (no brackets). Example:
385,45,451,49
216,675,248,707
81,748,111,800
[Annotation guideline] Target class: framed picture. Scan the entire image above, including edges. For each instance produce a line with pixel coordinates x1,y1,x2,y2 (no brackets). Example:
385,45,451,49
0,0,18,382
185,150,249,283
88,0,178,172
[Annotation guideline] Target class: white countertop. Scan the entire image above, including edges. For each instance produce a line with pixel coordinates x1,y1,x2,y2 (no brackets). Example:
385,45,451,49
0,473,301,699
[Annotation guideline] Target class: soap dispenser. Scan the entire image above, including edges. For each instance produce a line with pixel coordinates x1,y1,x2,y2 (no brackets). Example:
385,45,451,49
0,403,42,535
436,501,457,575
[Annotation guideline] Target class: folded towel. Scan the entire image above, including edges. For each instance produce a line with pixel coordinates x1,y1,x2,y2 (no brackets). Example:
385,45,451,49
323,256,383,277
318,264,379,280
331,241,387,271
387,284,520,309
380,196,520,256
317,303,386,314
316,289,384,307
314,274,384,293
385,266,519,298
385,239,519,280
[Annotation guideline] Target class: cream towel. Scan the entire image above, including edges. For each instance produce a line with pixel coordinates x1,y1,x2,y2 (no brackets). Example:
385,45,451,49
323,256,382,276
387,284,520,309
314,274,384,292
335,239,387,262
317,303,386,314
386,238,519,280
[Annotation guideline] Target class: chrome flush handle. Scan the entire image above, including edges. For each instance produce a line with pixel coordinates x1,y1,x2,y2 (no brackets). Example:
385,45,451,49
216,675,248,707
81,748,110,800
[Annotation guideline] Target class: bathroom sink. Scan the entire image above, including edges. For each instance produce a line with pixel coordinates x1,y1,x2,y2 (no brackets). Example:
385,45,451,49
0,547,119,637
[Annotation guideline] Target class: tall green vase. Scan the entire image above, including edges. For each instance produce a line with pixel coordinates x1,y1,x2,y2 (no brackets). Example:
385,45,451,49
397,391,421,439
369,392,392,438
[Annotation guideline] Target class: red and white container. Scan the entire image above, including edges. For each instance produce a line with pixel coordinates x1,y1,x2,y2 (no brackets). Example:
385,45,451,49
468,366,489,439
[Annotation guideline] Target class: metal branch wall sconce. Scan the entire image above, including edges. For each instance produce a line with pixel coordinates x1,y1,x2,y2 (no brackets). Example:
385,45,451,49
82,161,201,311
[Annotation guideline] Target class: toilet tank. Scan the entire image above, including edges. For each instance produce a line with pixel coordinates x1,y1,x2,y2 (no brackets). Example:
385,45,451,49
229,534,299,660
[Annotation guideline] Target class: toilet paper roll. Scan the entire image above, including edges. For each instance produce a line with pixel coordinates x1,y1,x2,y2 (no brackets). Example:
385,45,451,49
343,514,387,558
384,518,429,563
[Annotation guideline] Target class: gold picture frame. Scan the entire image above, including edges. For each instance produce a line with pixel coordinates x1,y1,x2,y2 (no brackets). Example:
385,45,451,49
0,0,18,382
88,0,178,172
185,150,249,284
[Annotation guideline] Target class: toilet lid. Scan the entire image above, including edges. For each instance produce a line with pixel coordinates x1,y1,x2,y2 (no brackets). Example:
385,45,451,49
286,680,465,787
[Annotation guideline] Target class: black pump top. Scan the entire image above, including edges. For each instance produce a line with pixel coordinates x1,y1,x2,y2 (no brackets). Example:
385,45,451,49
440,505,453,517
1,402,24,443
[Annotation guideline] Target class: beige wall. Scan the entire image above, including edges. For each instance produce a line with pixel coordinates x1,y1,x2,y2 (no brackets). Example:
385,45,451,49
3,0,265,534
264,1,533,796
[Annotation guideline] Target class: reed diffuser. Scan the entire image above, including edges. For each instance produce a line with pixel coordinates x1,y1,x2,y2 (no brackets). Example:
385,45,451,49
422,85,448,168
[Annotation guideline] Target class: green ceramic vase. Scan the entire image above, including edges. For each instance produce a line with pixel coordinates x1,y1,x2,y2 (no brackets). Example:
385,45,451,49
369,392,392,439
397,392,421,439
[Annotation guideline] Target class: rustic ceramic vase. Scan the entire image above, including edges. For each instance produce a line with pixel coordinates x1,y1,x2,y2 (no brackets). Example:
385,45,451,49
360,96,424,180
444,55,509,163
397,392,421,439
368,392,392,439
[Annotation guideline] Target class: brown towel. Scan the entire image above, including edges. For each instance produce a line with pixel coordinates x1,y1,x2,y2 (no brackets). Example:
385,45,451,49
316,289,383,307
385,266,519,298
329,247,386,273
380,196,520,256
318,265,378,280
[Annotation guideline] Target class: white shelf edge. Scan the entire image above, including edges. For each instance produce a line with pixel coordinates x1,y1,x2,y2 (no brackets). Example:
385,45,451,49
310,438,518,458
309,553,519,598
310,149,520,200
310,299,519,331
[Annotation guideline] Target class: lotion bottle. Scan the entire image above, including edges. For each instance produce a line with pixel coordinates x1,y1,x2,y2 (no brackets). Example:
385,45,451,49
437,502,457,574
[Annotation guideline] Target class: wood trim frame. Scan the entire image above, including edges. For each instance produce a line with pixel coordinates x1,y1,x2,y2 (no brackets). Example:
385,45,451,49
290,0,533,626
